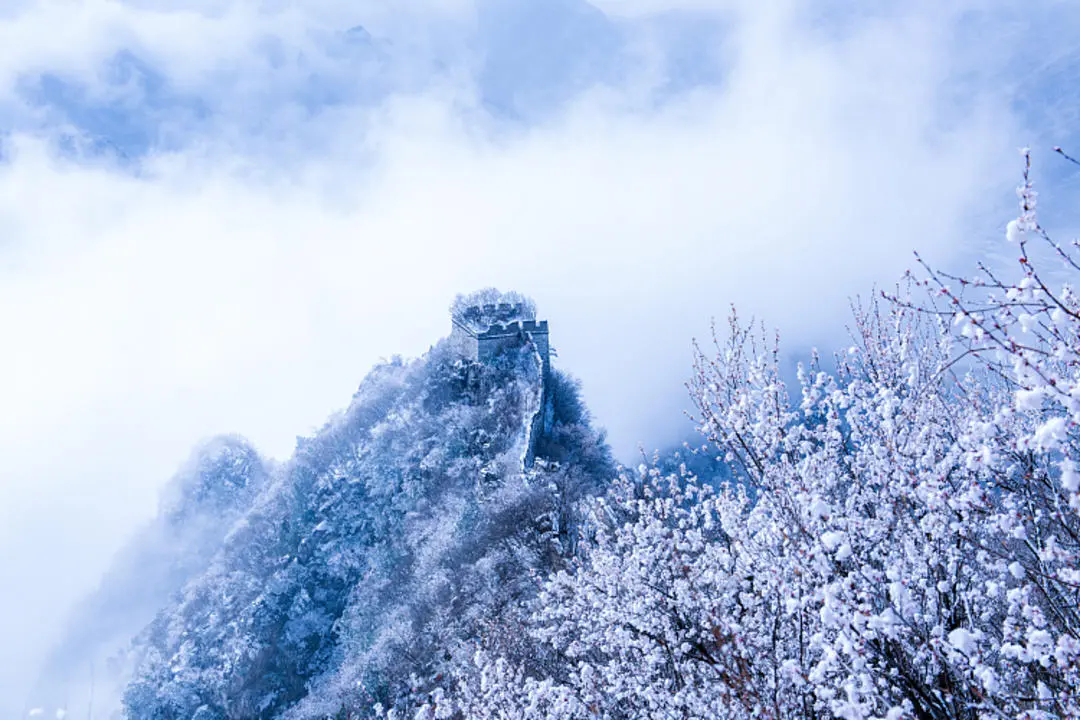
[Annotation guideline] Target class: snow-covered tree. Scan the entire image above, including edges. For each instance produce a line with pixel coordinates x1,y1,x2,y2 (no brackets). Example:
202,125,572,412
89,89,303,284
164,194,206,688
444,153,1080,720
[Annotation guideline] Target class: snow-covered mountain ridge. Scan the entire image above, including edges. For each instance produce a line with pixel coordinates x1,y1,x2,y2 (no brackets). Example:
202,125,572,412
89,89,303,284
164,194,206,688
33,291,613,719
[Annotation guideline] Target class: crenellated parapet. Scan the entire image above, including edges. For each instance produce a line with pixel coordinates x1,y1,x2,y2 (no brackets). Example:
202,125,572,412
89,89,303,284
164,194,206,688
450,296,550,375
476,319,549,338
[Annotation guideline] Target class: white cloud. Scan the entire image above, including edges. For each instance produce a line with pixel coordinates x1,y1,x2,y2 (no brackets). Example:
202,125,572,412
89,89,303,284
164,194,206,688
0,0,1058,710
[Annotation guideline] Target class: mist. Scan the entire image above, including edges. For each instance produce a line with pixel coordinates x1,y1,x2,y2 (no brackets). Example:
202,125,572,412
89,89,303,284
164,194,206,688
1,0,1078,714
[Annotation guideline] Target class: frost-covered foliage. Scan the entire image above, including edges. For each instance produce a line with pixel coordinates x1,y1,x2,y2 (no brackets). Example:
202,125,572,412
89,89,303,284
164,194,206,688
450,289,537,331
122,340,612,719
158,436,270,525
419,157,1080,719
31,436,269,718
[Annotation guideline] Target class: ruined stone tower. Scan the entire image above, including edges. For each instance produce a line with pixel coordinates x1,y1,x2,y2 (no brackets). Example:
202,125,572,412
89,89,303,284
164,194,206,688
449,291,552,469
449,299,550,376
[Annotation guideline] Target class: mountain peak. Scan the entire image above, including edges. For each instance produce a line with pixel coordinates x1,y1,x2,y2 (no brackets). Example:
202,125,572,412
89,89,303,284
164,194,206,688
32,295,613,719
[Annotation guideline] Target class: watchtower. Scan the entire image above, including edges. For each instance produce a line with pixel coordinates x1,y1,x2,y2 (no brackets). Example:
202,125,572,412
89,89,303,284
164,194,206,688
449,291,553,469
450,301,550,376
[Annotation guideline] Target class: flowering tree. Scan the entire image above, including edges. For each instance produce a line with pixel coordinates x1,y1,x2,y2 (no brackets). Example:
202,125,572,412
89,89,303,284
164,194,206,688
902,149,1080,717
420,153,1080,720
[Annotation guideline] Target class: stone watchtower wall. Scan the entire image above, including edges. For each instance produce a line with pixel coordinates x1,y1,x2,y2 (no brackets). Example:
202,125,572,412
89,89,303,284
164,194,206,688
450,303,549,376
449,301,552,469
476,320,550,376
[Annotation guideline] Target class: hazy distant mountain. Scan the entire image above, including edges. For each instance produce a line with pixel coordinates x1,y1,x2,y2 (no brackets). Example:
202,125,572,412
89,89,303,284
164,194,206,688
10,0,729,160
29,436,270,718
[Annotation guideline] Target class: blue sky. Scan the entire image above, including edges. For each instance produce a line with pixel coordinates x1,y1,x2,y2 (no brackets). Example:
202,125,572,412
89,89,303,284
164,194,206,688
1,0,1080,711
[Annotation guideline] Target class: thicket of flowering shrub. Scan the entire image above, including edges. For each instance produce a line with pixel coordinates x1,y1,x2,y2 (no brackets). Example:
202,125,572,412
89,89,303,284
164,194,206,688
402,154,1080,720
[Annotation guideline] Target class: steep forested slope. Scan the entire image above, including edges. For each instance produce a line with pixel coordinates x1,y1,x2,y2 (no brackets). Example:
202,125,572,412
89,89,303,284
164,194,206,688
120,338,612,719
30,437,270,716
